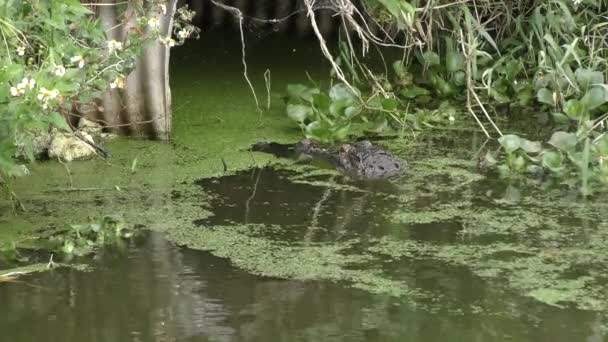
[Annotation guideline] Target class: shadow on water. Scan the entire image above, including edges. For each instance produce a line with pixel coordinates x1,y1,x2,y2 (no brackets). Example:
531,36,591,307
195,167,463,244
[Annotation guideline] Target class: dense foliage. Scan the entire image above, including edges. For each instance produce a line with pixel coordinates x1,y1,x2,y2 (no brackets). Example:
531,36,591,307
285,0,608,194
0,0,197,198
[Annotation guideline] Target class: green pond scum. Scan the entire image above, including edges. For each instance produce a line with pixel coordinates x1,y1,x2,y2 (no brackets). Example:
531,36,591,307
1,36,608,338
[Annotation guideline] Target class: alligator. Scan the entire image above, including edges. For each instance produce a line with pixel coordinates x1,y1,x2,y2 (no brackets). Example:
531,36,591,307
252,139,405,179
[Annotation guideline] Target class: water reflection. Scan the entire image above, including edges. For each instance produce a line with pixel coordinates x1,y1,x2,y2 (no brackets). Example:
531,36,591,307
1,232,605,342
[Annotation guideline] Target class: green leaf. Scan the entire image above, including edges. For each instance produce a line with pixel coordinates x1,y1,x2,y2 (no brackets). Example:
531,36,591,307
381,98,399,111
581,86,608,110
312,93,331,112
344,106,362,118
594,134,608,156
400,86,430,99
498,134,522,153
47,112,70,130
446,51,464,72
548,131,577,152
329,83,359,103
286,104,311,123
287,84,319,102
575,68,604,89
563,99,583,118
453,71,466,86
520,139,542,154
421,51,440,66
537,88,554,105
551,112,569,125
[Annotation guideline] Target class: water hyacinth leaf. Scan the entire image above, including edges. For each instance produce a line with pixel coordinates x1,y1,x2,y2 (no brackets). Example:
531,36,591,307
333,125,351,142
329,83,359,103
287,84,319,102
400,86,430,99
520,139,542,154
581,86,608,110
421,51,440,66
498,134,522,153
305,121,331,142
551,112,570,125
286,104,311,123
575,68,604,89
593,134,608,156
483,151,498,167
517,87,534,106
548,131,577,152
329,99,349,117
312,93,331,112
446,51,465,72
542,151,563,171
453,71,466,86
344,106,362,118
392,60,406,78
367,118,388,133
513,155,526,172
563,99,583,118
367,96,383,110
537,88,554,105
381,98,399,111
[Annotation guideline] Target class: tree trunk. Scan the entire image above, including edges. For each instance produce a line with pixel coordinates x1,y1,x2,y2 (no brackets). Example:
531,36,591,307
85,0,177,141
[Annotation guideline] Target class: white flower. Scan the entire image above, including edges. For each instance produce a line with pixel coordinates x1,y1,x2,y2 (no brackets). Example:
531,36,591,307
16,46,25,56
10,86,24,97
37,87,60,102
109,76,125,89
160,4,167,15
18,77,36,90
177,29,190,39
70,55,85,68
54,65,66,77
572,0,582,5
148,17,160,29
448,115,455,123
159,36,176,47
107,39,123,53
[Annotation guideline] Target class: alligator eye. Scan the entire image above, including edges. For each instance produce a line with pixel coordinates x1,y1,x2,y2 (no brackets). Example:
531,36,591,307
395,163,400,169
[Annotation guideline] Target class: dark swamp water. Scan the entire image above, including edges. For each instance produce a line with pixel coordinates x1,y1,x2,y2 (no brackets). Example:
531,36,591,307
2,35,608,341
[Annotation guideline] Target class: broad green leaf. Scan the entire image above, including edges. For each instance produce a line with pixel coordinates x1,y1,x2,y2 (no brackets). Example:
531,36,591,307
286,104,311,123
381,98,399,111
333,125,351,142
47,112,70,130
287,84,319,102
520,139,542,154
581,86,608,110
453,71,466,86
344,106,362,118
551,112,570,125
537,88,554,105
421,51,440,66
548,131,577,152
329,99,349,117
542,151,563,171
498,134,522,153
575,68,604,89
446,51,465,72
563,99,583,118
312,93,331,112
329,83,359,103
400,86,430,99
594,134,608,156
